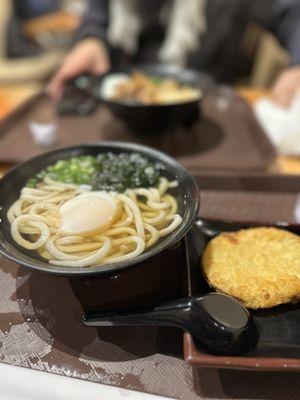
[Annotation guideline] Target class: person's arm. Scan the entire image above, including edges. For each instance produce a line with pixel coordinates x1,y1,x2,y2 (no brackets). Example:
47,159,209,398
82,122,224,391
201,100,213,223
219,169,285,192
270,1,300,106
48,0,110,100
74,0,109,44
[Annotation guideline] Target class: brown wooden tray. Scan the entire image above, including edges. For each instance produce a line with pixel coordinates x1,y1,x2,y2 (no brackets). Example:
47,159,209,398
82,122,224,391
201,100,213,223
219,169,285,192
0,89,276,174
196,173,300,224
184,331,300,371
0,93,102,162
199,189,299,223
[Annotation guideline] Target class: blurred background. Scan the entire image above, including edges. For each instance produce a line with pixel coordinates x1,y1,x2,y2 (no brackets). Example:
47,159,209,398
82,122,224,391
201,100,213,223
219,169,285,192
0,0,292,119
0,0,83,117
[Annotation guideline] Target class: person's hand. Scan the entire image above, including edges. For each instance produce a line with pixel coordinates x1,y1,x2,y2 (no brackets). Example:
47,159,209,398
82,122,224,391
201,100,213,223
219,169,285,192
271,66,300,108
48,38,110,100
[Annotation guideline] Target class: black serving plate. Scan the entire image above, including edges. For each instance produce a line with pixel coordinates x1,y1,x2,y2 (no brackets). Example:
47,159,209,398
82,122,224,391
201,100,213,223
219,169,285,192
184,219,300,371
0,142,199,276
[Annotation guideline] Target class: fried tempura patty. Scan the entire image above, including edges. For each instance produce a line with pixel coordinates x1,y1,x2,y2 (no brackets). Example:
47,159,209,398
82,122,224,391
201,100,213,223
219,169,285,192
202,227,300,309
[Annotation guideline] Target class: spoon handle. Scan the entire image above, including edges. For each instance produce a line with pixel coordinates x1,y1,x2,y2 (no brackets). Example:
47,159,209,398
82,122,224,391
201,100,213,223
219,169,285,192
82,298,191,328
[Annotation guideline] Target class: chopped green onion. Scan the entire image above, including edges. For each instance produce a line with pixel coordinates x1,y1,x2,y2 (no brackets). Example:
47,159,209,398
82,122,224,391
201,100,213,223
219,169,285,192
25,153,162,192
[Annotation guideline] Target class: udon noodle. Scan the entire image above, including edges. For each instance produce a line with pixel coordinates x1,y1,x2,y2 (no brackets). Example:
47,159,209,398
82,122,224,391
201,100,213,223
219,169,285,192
8,176,182,268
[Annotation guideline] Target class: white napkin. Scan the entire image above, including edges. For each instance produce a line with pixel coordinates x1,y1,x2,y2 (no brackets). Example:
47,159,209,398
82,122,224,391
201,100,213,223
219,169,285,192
29,122,57,148
0,362,169,400
254,93,300,156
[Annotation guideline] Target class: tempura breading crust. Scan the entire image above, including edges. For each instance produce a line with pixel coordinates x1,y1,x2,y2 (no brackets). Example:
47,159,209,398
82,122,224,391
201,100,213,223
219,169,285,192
202,227,300,309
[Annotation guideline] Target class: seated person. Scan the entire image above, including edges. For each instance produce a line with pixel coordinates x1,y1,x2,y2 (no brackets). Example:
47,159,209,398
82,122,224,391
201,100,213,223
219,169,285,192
7,0,59,58
48,0,300,107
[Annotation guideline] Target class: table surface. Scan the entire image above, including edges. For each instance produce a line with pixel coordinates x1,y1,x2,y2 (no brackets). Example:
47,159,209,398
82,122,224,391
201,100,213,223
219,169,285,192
0,86,299,177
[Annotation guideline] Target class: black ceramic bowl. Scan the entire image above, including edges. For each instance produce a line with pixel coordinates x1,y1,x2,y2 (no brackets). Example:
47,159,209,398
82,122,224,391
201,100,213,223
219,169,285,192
74,64,215,132
0,142,199,276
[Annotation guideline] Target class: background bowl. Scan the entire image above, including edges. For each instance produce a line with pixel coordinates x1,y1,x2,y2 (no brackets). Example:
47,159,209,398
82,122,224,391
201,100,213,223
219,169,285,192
0,142,200,276
74,64,215,133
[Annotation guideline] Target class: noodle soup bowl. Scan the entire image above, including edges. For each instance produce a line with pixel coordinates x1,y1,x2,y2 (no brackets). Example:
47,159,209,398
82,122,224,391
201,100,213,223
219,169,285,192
0,142,199,277
74,64,215,133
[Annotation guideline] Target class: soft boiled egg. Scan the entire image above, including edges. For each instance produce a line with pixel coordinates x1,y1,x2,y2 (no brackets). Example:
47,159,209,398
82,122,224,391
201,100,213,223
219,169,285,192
58,192,121,236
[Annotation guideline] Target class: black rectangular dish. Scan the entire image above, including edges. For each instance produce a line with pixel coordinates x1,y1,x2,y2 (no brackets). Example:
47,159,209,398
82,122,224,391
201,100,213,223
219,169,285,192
184,219,300,371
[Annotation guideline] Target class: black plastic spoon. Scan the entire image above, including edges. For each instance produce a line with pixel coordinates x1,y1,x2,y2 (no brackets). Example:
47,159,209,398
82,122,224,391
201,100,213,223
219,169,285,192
82,292,258,355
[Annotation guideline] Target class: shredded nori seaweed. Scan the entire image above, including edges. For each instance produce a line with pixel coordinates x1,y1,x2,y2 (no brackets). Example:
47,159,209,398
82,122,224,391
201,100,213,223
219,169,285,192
26,152,163,192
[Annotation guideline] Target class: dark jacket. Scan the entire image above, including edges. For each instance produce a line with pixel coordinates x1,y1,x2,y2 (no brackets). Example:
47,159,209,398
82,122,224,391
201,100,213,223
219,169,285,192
75,0,300,81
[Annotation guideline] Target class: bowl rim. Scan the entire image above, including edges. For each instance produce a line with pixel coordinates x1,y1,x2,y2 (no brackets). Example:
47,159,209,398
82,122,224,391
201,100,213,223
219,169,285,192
0,142,200,276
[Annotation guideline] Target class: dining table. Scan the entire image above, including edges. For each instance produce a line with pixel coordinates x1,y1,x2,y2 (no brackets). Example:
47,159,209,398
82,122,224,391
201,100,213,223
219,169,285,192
0,86,299,177
0,84,300,400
